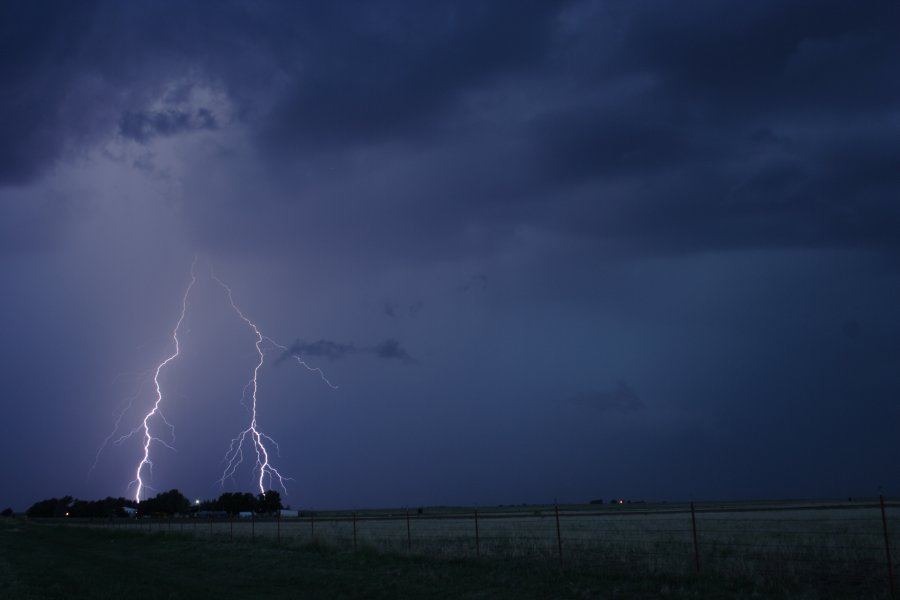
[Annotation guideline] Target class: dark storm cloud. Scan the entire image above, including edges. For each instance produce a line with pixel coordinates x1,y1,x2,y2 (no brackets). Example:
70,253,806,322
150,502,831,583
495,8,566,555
4,0,899,257
529,104,695,184
260,1,571,152
510,0,900,254
2,0,900,514
0,1,101,184
0,0,276,186
285,338,416,365
613,0,900,114
570,381,644,414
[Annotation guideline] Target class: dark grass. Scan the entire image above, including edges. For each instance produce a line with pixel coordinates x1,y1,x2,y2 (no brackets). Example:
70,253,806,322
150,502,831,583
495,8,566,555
0,519,883,599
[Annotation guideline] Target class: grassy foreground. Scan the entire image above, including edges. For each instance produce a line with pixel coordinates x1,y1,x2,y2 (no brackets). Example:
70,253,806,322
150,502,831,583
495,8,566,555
0,518,863,599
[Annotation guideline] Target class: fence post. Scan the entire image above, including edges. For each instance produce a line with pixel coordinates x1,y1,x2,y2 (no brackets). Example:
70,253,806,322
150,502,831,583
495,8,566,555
881,495,895,599
555,504,563,566
277,511,281,545
251,513,255,542
474,509,480,558
353,512,357,552
310,510,315,540
406,509,412,551
230,513,234,542
690,501,701,575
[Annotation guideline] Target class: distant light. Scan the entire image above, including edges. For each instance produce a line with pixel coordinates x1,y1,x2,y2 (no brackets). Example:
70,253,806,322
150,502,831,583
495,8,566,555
65,512,70,517
195,499,201,505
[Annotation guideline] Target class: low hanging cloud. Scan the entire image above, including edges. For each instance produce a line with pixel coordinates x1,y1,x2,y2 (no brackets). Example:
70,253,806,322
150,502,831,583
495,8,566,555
371,339,416,364
287,339,355,361
283,338,417,365
570,381,645,413
119,108,218,144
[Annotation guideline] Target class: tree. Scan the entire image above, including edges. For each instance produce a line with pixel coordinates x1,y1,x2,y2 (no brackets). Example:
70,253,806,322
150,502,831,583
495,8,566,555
216,492,257,515
1,508,13,517
196,498,218,512
138,489,190,516
257,490,283,514
67,496,136,518
26,496,72,518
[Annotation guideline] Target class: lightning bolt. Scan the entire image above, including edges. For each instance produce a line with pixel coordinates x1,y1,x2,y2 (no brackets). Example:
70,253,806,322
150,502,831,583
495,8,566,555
211,270,336,495
129,257,198,502
88,374,152,479
267,336,339,391
92,256,334,501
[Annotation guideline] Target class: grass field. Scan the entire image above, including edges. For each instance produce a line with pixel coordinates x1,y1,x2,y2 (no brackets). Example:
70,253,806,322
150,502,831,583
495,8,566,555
0,512,894,599
61,500,898,588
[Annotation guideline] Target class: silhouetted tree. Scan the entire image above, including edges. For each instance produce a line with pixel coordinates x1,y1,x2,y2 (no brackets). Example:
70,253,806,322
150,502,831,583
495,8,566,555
25,496,138,518
257,490,283,514
196,498,218,512
216,492,257,515
26,496,72,518
1,508,13,517
138,489,190,516
66,496,137,518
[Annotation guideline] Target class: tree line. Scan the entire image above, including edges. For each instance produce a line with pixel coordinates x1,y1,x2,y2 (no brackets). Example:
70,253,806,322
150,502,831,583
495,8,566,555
26,489,283,518
26,495,136,518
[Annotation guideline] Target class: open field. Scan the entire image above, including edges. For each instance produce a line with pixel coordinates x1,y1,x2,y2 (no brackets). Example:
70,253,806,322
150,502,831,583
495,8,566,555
0,516,887,600
7,499,896,599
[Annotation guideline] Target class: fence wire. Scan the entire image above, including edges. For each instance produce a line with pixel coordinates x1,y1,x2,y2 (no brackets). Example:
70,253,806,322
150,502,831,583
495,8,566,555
55,500,899,598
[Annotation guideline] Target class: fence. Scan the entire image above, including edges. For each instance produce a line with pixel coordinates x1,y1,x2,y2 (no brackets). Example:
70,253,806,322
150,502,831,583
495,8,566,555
59,497,898,598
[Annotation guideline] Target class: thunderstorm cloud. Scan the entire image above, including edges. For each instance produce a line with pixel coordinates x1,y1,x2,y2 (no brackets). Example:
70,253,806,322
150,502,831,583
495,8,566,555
1,0,898,511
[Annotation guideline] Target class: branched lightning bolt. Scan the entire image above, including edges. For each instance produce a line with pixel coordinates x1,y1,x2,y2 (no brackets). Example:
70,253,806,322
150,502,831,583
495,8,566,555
92,256,333,501
211,270,336,495
265,335,338,390
129,257,198,502
88,374,152,479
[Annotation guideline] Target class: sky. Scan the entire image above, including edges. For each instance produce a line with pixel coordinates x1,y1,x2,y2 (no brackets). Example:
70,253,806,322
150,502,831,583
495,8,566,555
1,0,899,512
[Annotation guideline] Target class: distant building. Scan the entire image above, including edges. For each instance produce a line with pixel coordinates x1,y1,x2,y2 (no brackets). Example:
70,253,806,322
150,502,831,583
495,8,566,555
279,509,298,518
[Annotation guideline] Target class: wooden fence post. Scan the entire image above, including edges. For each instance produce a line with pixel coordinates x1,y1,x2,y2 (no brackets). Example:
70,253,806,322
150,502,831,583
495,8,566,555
555,504,563,566
406,509,412,551
474,509,480,558
691,501,701,575
881,495,895,599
